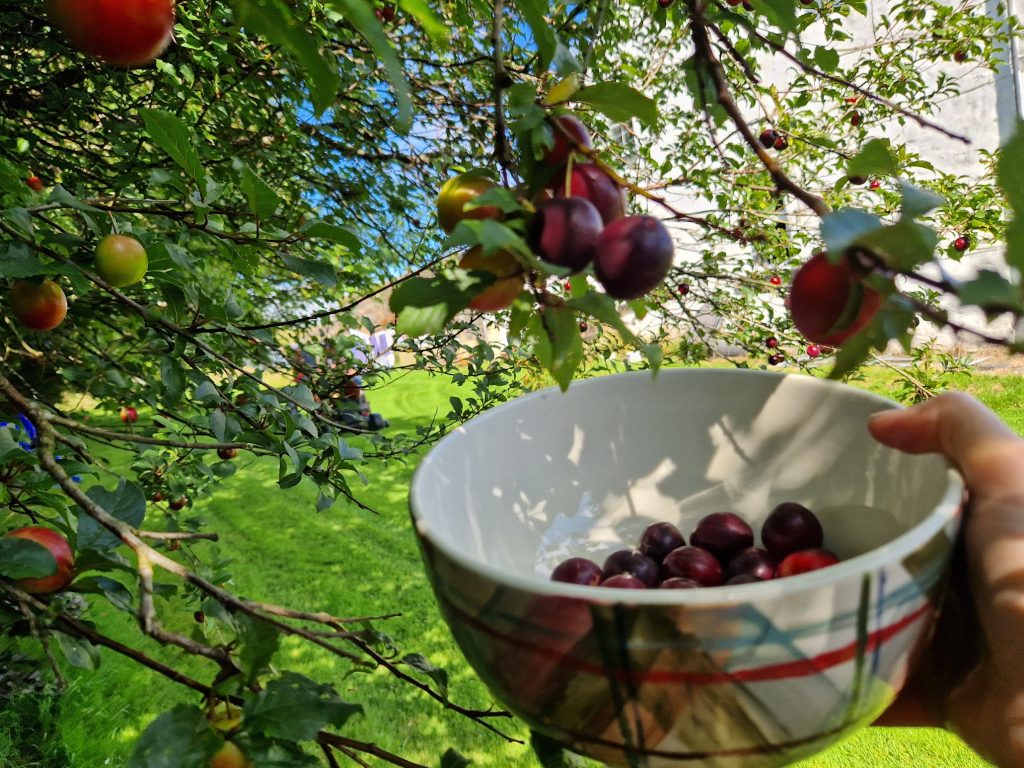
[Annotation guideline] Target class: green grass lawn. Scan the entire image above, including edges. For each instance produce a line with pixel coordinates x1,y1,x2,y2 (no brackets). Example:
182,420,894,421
14,366,1019,767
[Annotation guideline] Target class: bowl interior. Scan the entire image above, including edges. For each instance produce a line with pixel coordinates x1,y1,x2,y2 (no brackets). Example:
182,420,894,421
412,370,958,588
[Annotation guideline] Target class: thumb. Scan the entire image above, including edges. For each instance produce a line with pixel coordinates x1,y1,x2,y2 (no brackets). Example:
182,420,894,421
868,392,1023,493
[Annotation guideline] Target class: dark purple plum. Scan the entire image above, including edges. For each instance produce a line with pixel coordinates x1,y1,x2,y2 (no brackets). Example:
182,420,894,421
600,573,647,589
544,114,592,168
594,216,675,300
603,549,660,587
725,547,777,581
759,129,777,149
659,577,701,589
661,546,724,587
690,512,754,562
551,557,603,586
726,574,764,585
528,197,603,272
761,502,824,559
553,163,626,225
638,522,685,563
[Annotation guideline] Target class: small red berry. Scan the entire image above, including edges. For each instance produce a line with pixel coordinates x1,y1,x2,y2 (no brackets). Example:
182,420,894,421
773,134,789,151
120,406,138,423
769,275,782,286
152,491,164,502
844,96,860,104
806,344,822,358
765,336,779,349
849,111,862,127
658,0,675,8
768,353,784,365
169,497,189,511
869,179,881,190
678,283,690,296
758,129,777,149
26,176,44,192
579,322,588,332
564,280,572,291
953,50,967,63
953,236,969,252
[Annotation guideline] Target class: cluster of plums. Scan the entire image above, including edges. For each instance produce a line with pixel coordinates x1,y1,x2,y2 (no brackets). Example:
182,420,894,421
437,113,675,312
9,234,148,332
550,502,839,589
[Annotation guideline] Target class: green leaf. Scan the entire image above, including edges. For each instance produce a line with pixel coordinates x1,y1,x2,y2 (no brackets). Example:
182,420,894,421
0,243,46,278
390,276,470,336
568,292,662,372
233,0,340,117
857,220,937,270
441,748,473,768
53,631,101,670
281,254,339,287
235,161,281,220
401,653,449,697
516,0,557,72
243,672,363,741
139,109,206,186
820,208,883,255
71,576,134,613
997,121,1024,272
127,705,221,768
574,83,659,128
0,538,57,580
237,614,281,683
161,355,186,403
846,138,898,180
302,221,362,254
958,270,1022,311
325,0,413,132
899,182,945,221
813,46,840,72
395,0,449,42
533,308,583,391
758,0,799,33
210,409,227,442
79,480,147,551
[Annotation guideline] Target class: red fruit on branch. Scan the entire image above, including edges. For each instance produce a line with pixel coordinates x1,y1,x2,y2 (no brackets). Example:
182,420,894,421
678,283,690,296
773,134,789,151
869,179,881,190
528,197,603,272
47,0,176,67
769,275,782,286
593,216,675,300
169,497,189,511
788,251,882,346
120,406,138,423
768,353,784,365
458,247,524,311
552,163,626,225
9,279,68,331
758,129,777,149
849,111,862,127
217,447,238,460
26,176,44,192
436,172,501,233
765,336,779,349
6,527,75,594
544,115,591,168
953,235,970,252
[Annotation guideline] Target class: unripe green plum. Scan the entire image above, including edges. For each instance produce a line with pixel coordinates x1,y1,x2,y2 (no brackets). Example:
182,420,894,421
95,234,148,287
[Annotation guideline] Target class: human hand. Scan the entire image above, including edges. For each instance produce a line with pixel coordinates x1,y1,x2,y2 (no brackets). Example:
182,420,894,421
869,392,1024,768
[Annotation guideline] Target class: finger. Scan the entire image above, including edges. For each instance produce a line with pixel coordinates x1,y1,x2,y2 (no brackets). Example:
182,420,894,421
868,392,1024,493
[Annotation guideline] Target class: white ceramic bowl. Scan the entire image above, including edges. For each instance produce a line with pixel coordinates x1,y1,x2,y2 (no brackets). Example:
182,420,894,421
410,369,963,767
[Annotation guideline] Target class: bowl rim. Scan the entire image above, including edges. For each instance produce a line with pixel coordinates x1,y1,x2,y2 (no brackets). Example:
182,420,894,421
409,369,965,605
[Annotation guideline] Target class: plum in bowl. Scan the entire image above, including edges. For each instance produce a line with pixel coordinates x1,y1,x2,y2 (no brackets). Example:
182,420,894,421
409,369,963,768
